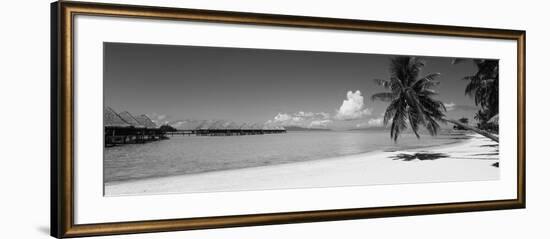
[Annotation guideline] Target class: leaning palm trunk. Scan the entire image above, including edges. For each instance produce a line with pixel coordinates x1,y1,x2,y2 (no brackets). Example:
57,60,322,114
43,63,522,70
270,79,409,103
443,118,499,142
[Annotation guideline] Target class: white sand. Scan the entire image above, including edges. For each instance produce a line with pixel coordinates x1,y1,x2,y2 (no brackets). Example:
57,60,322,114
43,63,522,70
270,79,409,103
105,134,499,196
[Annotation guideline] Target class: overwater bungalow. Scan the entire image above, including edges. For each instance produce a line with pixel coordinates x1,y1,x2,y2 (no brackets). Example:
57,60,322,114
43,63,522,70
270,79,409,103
134,114,163,140
206,120,230,136
104,107,167,146
167,120,202,135
250,123,265,135
195,120,215,136
104,106,133,146
225,122,242,135
118,111,147,143
239,123,254,135
110,112,286,139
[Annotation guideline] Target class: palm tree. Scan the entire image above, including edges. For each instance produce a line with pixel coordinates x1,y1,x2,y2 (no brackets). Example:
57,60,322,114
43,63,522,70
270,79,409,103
453,117,469,130
453,59,499,119
371,57,447,141
372,56,499,142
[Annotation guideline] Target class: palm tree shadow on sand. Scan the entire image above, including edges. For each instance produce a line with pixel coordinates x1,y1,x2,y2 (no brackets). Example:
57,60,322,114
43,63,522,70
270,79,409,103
390,152,450,161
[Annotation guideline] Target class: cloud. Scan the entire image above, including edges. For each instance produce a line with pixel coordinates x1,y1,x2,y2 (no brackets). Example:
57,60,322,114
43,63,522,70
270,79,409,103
444,102,456,111
295,111,330,120
367,117,384,127
267,111,331,128
356,117,384,128
271,113,305,125
309,120,333,128
273,113,293,122
335,90,372,120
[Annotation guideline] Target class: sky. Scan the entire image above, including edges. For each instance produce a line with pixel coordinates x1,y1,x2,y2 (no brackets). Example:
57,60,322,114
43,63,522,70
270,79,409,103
104,42,488,130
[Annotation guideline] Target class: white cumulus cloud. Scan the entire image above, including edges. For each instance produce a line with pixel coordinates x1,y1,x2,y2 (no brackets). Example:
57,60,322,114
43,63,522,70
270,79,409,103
273,113,293,122
335,90,372,120
367,117,384,127
444,102,456,111
309,120,333,128
267,111,331,128
355,117,384,128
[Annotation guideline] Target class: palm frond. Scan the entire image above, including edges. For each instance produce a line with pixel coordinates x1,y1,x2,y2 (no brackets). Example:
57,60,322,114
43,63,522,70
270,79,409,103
412,73,441,91
408,109,421,138
373,56,449,141
383,99,400,125
389,77,404,94
389,99,407,141
404,89,426,123
425,116,440,136
461,59,499,118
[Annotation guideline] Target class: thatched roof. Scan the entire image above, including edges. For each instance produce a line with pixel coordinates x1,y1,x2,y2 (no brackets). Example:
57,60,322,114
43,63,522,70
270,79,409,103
118,111,145,128
196,120,215,130
262,124,275,130
251,123,264,130
104,107,131,128
134,114,158,129
239,123,252,130
208,120,226,130
226,122,241,129
207,120,242,129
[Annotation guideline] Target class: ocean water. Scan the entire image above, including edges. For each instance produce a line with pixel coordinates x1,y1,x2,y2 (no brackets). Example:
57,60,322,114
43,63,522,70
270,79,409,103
104,131,467,183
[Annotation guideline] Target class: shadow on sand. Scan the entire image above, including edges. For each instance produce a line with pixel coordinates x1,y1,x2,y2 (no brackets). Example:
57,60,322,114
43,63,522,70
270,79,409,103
390,152,450,161
480,144,499,148
471,152,500,156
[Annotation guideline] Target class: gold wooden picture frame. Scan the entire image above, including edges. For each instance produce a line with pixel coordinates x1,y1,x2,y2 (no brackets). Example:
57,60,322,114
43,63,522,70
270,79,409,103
51,1,525,238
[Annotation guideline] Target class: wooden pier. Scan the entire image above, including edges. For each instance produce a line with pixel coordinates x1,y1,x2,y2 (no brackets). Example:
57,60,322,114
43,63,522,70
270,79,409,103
104,107,167,147
104,127,166,147
104,106,287,147
165,129,286,136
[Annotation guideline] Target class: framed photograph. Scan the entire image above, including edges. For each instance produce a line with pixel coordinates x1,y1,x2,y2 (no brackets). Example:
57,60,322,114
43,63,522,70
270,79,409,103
51,1,526,238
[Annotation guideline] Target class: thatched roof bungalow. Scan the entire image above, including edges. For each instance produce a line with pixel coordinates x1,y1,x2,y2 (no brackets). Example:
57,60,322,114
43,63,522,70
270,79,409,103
239,123,252,130
251,123,264,130
208,120,226,130
196,120,215,130
134,114,158,129
118,111,145,128
104,106,131,128
226,122,241,129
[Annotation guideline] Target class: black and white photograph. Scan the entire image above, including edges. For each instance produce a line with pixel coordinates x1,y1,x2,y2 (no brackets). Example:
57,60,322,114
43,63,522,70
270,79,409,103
1,0,539,238
103,43,500,196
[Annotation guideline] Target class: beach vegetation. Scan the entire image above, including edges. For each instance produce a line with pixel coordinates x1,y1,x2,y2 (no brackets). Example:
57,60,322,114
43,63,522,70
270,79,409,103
371,56,447,141
453,117,470,130
453,59,499,132
372,56,499,142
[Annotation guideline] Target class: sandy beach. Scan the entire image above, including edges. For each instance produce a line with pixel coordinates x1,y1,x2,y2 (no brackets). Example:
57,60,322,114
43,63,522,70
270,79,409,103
105,134,499,196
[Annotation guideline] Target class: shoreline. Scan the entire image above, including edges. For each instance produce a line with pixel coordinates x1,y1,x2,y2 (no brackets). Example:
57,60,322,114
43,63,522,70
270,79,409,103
105,134,498,196
105,132,470,184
